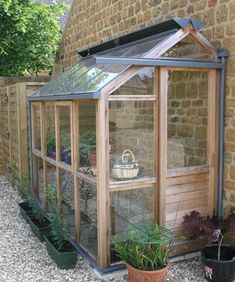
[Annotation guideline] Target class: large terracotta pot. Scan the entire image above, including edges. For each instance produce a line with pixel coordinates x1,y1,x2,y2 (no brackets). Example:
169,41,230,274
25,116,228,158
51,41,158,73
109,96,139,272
126,262,169,282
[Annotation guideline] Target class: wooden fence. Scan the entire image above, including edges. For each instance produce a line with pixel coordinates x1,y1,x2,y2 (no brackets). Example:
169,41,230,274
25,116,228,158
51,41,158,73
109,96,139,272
0,82,46,180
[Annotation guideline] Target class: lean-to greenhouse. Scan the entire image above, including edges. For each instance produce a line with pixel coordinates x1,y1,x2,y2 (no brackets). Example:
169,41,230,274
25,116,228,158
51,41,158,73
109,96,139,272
28,17,227,270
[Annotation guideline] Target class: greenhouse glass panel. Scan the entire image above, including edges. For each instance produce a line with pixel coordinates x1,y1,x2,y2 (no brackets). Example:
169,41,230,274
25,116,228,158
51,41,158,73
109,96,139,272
110,67,154,95
45,102,56,159
162,34,211,59
167,70,208,168
46,162,57,188
109,100,155,182
58,106,71,165
78,102,96,174
75,64,128,93
38,59,92,96
33,156,45,209
79,180,97,257
110,187,153,237
128,33,173,57
58,64,109,95
60,169,75,240
32,104,41,151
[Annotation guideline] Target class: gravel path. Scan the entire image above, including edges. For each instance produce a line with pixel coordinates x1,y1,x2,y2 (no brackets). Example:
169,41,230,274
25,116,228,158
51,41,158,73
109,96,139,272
0,174,207,282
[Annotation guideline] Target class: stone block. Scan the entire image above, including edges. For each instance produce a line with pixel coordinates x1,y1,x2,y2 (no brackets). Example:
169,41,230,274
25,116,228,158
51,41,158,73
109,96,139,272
226,128,235,143
177,125,194,137
216,4,228,23
230,165,235,180
195,126,207,139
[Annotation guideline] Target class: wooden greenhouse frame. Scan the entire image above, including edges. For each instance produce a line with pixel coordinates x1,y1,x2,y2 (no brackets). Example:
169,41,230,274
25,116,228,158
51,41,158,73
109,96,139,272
28,18,226,270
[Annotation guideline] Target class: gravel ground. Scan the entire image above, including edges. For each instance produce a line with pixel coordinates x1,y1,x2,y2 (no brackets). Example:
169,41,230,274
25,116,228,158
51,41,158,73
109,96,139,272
0,174,207,282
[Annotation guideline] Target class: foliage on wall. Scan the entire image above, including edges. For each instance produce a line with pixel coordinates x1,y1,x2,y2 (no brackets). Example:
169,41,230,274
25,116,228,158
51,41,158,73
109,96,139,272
0,0,68,76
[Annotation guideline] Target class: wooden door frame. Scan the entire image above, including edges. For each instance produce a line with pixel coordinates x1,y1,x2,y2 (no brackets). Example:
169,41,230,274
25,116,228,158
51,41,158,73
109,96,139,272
158,67,218,226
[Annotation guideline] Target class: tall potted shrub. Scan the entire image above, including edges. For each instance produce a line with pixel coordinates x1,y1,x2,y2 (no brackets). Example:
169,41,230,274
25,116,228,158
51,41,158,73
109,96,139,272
111,223,174,282
44,185,77,269
182,210,235,282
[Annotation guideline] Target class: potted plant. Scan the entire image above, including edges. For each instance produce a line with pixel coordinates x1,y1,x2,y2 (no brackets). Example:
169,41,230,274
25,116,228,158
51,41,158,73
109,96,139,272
16,174,33,222
182,210,235,282
27,194,51,242
80,130,96,166
44,185,77,269
111,223,174,282
61,132,71,164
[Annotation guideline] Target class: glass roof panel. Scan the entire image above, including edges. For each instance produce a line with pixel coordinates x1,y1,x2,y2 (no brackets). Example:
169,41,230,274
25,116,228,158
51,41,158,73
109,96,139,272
37,63,82,96
128,34,173,58
57,64,110,95
40,58,96,96
74,64,129,93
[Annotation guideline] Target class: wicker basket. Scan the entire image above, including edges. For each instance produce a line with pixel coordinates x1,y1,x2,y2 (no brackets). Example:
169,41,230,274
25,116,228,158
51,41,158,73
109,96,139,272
111,149,139,180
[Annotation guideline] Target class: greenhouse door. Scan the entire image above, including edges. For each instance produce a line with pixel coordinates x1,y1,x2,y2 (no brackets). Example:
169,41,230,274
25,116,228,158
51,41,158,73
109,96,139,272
158,67,217,240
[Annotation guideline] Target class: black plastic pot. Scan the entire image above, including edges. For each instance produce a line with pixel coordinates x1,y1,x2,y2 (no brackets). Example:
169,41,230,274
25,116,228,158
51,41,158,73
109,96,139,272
28,216,51,242
18,202,33,223
44,235,77,269
201,245,235,282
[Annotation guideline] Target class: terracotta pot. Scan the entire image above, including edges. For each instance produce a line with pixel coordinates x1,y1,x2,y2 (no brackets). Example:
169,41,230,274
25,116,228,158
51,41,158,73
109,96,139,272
88,151,113,167
126,262,169,282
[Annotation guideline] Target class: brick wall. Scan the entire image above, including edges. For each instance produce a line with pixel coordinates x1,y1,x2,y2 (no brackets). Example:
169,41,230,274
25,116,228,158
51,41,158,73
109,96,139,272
58,0,235,211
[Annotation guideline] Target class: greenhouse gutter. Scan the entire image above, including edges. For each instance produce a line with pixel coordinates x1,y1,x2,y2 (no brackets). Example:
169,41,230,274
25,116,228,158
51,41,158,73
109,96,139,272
94,56,224,69
217,49,229,220
27,91,101,101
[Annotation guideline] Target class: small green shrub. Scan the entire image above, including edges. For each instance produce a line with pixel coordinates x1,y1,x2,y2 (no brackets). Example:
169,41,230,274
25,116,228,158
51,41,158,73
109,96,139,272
111,223,174,271
47,132,56,150
47,185,67,250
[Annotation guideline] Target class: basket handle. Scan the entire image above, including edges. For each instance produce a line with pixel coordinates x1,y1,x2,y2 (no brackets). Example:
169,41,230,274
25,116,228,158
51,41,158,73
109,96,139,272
122,149,135,163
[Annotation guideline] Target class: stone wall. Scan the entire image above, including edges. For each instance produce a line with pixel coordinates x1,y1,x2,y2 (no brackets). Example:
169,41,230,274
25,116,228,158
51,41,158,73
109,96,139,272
58,0,235,210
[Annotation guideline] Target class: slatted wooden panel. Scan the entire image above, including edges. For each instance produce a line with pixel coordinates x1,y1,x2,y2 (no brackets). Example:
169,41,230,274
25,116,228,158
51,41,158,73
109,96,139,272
165,172,210,238
0,82,46,180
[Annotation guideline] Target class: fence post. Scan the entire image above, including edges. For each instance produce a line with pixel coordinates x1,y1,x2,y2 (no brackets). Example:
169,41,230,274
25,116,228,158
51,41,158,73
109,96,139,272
16,83,29,177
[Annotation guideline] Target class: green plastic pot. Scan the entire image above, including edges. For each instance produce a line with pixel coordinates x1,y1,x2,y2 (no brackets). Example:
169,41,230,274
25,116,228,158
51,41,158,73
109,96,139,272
28,216,51,242
44,235,77,269
18,202,33,223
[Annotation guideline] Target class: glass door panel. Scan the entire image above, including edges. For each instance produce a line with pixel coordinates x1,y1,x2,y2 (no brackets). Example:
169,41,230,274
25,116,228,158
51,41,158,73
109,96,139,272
167,71,208,169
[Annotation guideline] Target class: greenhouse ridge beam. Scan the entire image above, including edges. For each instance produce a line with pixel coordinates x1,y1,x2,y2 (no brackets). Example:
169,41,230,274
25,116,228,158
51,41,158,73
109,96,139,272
94,56,223,69
78,17,204,57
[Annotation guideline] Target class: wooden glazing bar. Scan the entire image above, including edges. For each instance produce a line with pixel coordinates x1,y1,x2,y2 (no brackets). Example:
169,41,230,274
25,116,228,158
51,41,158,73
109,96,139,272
72,101,80,243
110,177,156,189
96,97,110,267
158,68,168,226
207,69,217,215
110,182,155,192
76,172,97,185
167,165,209,177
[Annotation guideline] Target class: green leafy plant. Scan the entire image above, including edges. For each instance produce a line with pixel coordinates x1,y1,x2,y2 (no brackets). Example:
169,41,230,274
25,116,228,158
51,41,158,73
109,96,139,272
61,132,71,149
0,0,68,76
15,173,47,224
111,223,174,271
47,185,67,250
79,130,96,164
47,132,56,150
